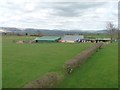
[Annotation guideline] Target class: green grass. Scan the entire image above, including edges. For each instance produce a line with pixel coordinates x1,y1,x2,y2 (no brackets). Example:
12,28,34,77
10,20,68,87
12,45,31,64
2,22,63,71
57,43,118,88
2,36,93,88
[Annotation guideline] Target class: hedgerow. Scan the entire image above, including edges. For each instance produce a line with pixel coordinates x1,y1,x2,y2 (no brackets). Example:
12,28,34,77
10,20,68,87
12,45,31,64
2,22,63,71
64,43,103,74
23,72,61,88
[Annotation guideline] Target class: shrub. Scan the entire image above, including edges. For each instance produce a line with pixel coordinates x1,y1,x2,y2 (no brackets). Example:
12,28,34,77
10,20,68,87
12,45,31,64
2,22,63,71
23,72,61,88
64,43,103,74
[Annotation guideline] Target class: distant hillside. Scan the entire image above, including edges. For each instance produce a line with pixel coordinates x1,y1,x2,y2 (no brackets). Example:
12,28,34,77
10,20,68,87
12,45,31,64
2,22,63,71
0,27,108,35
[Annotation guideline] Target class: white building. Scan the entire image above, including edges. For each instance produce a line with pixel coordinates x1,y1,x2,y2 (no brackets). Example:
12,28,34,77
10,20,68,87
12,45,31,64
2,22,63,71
60,35,84,43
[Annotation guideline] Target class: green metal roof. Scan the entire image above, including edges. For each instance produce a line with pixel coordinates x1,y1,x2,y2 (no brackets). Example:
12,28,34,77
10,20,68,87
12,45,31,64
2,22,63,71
35,36,61,41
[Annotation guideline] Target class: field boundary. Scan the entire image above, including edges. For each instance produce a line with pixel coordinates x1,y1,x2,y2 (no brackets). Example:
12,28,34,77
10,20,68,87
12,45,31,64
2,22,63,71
23,72,62,88
23,43,103,88
64,43,103,74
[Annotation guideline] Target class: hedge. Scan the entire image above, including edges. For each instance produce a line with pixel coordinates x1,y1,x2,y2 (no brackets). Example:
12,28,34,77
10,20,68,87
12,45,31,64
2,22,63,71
23,72,61,88
23,43,103,88
64,43,103,74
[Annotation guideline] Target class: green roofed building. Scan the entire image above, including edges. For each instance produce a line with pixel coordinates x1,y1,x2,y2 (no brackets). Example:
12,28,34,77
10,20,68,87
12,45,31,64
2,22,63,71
34,36,61,42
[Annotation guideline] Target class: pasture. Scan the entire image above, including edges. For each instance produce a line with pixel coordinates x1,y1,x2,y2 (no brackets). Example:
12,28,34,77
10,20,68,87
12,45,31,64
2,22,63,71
2,36,93,88
57,43,118,88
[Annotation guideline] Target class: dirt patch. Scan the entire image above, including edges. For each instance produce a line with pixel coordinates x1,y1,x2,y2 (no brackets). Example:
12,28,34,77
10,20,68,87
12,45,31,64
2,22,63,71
16,41,24,44
16,40,36,44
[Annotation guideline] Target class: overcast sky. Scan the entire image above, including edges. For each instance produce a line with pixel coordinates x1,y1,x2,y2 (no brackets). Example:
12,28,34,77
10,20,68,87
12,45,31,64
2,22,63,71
0,0,118,30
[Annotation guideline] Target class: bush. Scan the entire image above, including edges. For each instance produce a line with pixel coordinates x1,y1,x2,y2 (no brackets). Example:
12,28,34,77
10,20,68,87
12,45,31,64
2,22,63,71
64,43,103,74
23,72,61,88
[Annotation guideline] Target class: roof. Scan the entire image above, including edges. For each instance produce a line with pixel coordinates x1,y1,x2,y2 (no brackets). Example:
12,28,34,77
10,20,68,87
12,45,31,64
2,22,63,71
62,35,84,41
96,38,111,40
35,36,61,41
85,38,111,40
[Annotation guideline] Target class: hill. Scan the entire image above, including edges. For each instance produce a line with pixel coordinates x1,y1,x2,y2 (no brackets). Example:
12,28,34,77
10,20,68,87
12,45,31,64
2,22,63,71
0,27,108,35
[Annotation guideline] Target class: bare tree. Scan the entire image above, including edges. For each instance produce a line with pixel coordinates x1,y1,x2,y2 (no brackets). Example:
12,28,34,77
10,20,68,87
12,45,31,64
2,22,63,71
106,22,117,43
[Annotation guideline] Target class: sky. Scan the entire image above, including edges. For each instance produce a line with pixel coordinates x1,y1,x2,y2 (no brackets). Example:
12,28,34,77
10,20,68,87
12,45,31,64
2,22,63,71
0,0,119,30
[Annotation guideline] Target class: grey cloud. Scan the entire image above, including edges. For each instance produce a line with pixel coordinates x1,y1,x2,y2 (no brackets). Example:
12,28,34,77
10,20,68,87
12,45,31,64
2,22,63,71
0,1,118,30
26,2,107,17
0,2,106,17
1,2,23,11
45,2,107,17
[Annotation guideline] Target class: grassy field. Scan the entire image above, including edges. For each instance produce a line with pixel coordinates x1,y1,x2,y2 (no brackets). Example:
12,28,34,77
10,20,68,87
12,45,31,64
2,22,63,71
57,43,118,88
2,36,93,88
